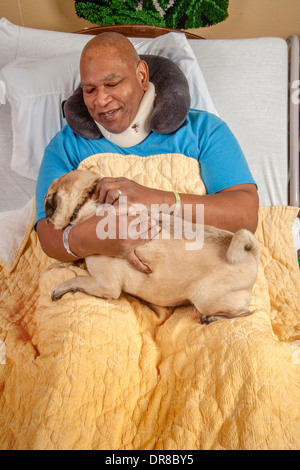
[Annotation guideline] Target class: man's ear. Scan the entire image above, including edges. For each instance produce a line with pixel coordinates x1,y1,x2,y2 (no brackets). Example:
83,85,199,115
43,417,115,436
137,59,149,92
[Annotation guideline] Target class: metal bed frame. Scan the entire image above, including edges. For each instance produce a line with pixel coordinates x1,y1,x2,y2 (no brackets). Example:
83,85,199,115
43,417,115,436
287,35,300,208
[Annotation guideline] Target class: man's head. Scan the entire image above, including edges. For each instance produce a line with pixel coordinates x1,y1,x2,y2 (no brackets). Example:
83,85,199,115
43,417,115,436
80,32,149,134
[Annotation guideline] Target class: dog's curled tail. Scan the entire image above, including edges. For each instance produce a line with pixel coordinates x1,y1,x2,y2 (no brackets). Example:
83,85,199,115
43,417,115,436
226,229,260,264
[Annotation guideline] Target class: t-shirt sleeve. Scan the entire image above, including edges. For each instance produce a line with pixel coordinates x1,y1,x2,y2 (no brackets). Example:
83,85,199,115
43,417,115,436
199,119,256,194
34,128,79,227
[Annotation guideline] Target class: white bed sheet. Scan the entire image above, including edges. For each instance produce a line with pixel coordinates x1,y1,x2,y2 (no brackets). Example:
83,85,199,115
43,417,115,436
0,101,36,213
0,19,290,213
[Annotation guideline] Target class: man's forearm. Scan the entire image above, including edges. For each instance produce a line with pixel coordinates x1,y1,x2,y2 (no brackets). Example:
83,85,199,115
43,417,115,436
36,218,83,262
93,178,259,235
179,184,259,233
36,215,119,262
36,213,159,266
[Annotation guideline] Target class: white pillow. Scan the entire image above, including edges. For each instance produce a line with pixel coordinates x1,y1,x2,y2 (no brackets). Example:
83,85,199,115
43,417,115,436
0,17,93,68
131,32,217,115
0,17,19,68
0,24,217,180
0,53,81,180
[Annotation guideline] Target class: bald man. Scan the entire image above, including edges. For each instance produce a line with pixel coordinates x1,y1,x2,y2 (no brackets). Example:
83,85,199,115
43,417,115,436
80,33,149,135
35,33,258,271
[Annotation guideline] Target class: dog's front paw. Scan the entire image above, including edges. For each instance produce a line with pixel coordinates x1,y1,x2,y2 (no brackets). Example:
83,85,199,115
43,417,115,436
51,287,65,301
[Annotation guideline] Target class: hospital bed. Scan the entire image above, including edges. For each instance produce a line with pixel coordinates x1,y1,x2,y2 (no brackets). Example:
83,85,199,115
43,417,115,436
0,19,299,450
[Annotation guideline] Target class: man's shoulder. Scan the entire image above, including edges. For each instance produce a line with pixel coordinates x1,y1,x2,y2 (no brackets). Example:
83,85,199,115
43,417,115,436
183,109,225,134
188,108,222,124
59,124,78,140
46,124,83,154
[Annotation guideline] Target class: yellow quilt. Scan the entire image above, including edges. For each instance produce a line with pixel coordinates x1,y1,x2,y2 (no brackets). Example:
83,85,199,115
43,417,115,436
0,153,299,450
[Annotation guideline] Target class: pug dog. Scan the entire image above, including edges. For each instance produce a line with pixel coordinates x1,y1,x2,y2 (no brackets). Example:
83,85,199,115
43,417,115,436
44,170,260,324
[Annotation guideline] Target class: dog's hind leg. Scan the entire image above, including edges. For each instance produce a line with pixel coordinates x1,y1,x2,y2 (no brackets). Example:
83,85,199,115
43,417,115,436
51,275,122,301
193,289,253,324
200,310,252,324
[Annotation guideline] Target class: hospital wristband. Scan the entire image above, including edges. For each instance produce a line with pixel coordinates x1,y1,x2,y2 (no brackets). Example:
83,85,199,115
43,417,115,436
171,191,181,215
63,224,79,258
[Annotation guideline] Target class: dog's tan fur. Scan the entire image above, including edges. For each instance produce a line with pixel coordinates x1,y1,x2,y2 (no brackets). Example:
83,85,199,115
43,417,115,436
45,170,260,323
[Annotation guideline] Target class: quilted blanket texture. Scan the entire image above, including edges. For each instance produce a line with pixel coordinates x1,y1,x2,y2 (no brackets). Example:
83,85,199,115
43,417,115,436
0,153,299,450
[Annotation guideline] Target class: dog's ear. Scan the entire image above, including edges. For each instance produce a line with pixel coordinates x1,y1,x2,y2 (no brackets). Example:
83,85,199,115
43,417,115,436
93,177,102,186
88,178,101,201
45,194,57,223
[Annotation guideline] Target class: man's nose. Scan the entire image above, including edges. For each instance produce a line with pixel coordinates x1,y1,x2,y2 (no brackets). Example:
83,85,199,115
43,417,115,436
94,88,112,107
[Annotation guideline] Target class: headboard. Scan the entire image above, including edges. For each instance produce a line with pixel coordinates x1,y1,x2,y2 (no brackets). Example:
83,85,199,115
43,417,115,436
76,24,202,39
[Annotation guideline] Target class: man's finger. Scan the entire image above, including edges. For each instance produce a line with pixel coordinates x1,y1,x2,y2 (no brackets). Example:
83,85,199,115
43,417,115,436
105,188,122,205
114,202,129,215
126,250,152,274
94,178,121,203
128,215,160,240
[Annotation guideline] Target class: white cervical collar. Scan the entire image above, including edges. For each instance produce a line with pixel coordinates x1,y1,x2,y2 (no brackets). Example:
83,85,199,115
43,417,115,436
95,82,155,148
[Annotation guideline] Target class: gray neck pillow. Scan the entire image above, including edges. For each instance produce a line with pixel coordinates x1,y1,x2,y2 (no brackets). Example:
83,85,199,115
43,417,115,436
62,55,191,139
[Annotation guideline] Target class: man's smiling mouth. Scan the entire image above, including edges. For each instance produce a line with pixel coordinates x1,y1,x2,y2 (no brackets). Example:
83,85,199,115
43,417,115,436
101,109,119,119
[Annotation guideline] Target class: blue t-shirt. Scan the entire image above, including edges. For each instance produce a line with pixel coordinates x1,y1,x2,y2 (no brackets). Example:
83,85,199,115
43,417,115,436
35,109,256,226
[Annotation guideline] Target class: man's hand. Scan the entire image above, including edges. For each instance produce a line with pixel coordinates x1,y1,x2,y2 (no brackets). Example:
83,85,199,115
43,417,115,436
93,177,168,209
36,210,160,273
77,207,160,273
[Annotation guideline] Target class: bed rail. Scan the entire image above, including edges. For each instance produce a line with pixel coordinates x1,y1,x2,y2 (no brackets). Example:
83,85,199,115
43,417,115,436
287,35,300,208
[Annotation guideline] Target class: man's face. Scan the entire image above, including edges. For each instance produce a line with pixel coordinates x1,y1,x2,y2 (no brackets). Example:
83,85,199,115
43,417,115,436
80,48,148,134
